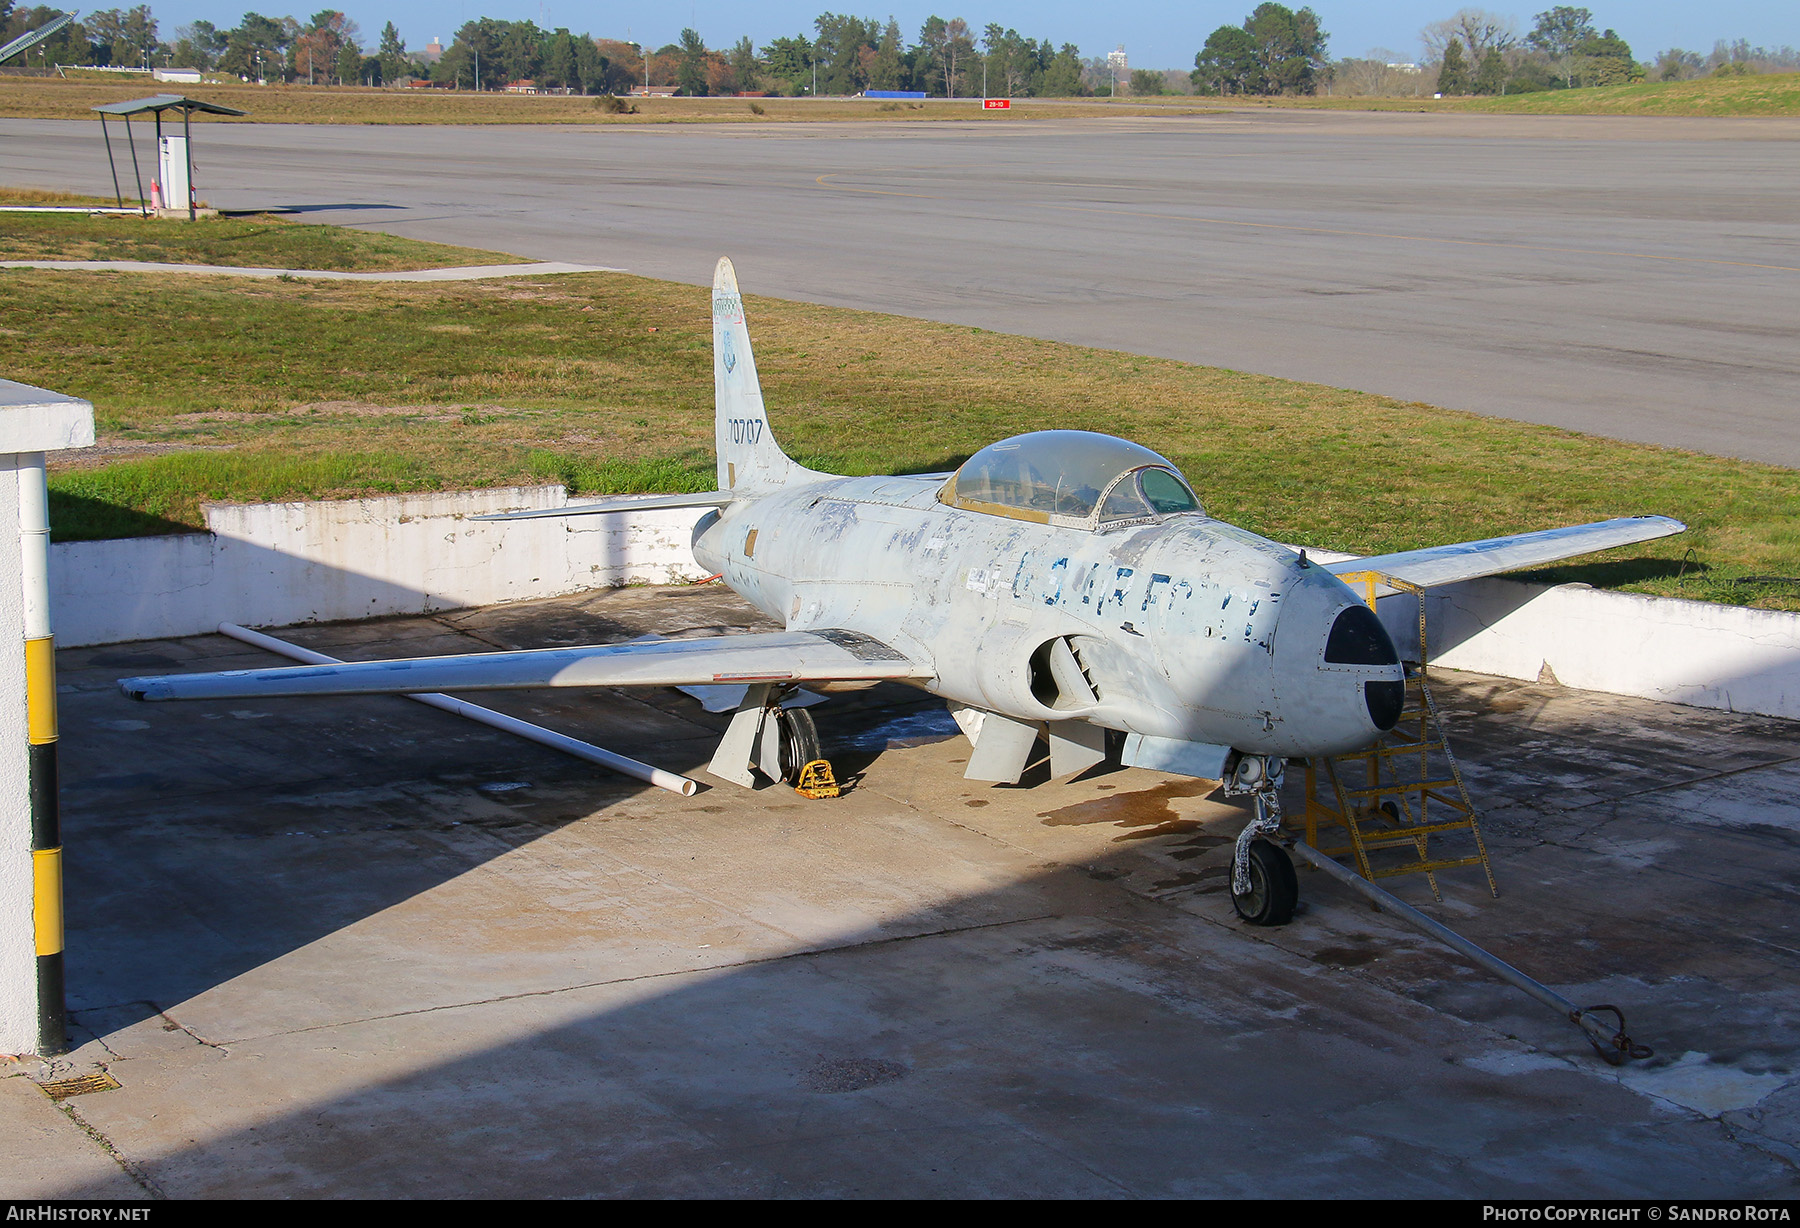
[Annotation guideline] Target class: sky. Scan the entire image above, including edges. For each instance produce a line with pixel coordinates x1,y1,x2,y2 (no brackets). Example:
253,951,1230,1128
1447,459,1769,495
159,1,1800,70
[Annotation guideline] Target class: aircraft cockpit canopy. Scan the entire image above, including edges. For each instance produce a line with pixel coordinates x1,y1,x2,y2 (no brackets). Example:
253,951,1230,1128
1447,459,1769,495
940,430,1203,529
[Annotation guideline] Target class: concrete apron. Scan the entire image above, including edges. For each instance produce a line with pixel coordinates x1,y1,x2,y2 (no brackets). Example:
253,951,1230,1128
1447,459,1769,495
3,585,1798,1198
49,487,1800,723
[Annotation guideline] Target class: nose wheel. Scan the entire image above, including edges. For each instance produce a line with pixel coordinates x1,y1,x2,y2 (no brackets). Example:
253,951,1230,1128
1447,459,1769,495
1224,753,1298,927
1231,838,1298,927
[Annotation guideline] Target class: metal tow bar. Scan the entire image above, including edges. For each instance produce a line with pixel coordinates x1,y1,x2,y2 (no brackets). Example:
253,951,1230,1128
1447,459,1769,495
1287,841,1653,1066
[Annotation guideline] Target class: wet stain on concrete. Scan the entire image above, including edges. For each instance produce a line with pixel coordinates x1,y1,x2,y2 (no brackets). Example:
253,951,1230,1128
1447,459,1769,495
1309,946,1384,968
799,1057,909,1094
1168,833,1232,861
1038,779,1213,839
964,799,989,808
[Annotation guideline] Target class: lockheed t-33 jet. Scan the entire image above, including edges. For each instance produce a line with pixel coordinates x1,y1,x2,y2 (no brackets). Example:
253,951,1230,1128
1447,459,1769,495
122,258,1684,925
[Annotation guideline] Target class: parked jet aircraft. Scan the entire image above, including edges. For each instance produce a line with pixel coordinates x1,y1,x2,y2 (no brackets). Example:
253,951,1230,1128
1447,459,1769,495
121,258,1684,925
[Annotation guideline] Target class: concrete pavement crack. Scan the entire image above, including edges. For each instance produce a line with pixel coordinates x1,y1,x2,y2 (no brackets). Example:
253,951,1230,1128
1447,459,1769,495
56,1100,167,1199
206,911,1061,1046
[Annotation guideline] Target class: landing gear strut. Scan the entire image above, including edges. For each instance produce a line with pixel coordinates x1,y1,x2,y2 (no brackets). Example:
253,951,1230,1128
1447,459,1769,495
1223,753,1298,927
708,683,833,790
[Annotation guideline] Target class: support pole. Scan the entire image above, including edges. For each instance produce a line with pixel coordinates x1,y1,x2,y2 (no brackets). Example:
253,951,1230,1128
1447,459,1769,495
216,623,699,797
0,382,91,1059
19,455,62,1055
152,108,162,213
183,105,194,221
1289,841,1649,1065
124,113,146,213
99,114,123,208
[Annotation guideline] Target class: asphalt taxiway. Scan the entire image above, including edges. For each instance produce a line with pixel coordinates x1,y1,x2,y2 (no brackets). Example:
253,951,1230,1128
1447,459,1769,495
3,584,1797,1198
6,109,1800,465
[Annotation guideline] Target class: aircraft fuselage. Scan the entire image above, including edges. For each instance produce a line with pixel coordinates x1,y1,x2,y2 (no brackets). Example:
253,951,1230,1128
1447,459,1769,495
693,473,1403,761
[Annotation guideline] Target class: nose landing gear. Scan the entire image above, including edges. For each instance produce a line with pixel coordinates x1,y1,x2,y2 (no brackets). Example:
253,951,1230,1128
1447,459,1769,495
1223,753,1298,927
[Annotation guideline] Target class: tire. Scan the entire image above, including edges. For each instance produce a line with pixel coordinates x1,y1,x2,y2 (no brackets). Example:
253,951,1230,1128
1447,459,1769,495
1231,838,1298,927
774,706,822,785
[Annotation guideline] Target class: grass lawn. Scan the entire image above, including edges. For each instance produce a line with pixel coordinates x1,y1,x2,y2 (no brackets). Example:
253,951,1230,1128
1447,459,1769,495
1438,71,1800,118
0,77,1222,124
0,207,520,270
3,247,1794,612
1163,72,1800,118
5,73,1797,125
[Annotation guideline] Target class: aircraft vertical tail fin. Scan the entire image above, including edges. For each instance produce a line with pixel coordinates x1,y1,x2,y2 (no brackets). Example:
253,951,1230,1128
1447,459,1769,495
713,258,829,493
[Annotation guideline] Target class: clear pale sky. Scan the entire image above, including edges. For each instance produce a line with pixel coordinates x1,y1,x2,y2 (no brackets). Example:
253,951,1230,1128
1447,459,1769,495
163,2,1798,70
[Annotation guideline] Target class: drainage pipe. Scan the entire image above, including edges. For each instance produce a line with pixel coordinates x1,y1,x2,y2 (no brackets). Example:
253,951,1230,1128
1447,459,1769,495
1288,840,1647,1065
218,623,699,797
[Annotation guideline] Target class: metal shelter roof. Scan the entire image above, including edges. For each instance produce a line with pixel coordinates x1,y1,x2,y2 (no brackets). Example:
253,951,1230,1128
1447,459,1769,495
89,95,249,218
91,94,248,118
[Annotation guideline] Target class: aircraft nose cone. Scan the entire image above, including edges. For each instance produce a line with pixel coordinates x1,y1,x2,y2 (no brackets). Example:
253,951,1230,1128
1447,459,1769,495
1322,602,1404,734
1364,679,1404,731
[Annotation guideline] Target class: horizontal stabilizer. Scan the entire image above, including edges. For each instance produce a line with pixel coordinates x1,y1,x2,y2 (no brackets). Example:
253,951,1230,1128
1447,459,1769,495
1328,515,1685,594
123,628,932,702
472,490,735,522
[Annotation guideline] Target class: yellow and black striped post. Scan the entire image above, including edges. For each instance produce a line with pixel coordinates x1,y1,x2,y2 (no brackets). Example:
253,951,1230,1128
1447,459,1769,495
21,454,64,1054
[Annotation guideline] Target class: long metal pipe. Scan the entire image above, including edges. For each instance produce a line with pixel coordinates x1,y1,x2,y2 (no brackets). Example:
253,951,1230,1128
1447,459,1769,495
1288,840,1645,1065
217,623,699,797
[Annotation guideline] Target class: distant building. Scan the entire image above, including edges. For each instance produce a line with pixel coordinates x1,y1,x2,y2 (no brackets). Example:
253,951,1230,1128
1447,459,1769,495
419,37,444,65
152,66,202,83
1107,46,1128,95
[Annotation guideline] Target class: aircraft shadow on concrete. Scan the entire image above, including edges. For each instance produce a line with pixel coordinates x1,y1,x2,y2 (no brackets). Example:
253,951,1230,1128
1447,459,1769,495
53,645,1800,1196
54,527,1761,1032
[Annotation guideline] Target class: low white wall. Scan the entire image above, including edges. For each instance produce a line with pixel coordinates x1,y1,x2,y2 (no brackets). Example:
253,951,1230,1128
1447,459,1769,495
51,486,709,647
47,487,1800,722
1375,578,1800,720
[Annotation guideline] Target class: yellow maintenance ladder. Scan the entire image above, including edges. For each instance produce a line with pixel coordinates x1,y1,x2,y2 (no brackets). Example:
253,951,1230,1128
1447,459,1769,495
1299,572,1498,902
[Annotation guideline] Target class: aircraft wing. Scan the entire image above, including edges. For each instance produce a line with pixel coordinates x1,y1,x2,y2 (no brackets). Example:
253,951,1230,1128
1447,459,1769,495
1326,515,1685,594
472,490,735,522
121,629,933,703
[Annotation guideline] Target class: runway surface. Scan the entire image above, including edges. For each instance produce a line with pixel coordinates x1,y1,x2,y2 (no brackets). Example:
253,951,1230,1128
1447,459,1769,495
6,109,1799,465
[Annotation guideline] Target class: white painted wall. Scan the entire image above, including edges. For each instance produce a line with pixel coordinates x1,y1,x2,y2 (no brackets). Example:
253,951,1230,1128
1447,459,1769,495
1376,578,1800,719
52,486,710,648
0,463,30,1054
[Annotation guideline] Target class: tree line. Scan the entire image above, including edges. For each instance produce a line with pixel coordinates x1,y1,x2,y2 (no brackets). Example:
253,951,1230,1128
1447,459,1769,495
3,2,1793,98
1336,6,1798,100
456,16,1095,99
0,5,1104,96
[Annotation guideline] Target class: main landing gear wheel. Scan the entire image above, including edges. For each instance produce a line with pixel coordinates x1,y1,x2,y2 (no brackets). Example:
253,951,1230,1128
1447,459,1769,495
1231,839,1299,927
773,705,822,786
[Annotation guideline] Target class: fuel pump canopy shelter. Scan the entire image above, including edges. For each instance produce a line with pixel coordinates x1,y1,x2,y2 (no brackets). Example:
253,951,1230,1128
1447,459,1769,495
90,95,247,220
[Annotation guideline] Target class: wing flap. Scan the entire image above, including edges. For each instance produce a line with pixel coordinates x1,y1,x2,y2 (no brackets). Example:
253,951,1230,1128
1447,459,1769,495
1327,515,1685,594
122,628,932,702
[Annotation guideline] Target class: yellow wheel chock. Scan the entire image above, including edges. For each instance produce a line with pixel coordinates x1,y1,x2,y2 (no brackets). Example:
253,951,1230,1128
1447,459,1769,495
794,759,840,799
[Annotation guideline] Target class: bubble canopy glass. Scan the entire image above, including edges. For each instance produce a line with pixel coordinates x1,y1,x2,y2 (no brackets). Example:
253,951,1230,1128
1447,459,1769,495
940,430,1202,528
